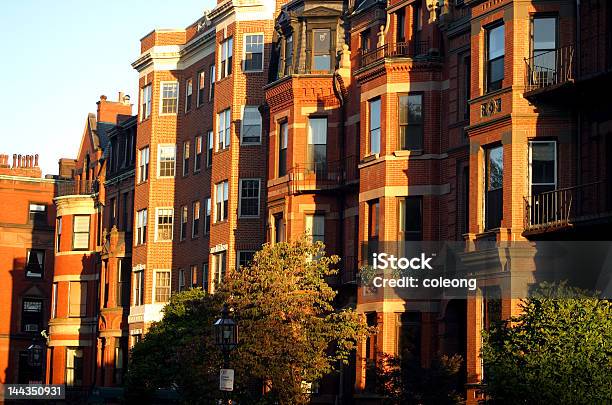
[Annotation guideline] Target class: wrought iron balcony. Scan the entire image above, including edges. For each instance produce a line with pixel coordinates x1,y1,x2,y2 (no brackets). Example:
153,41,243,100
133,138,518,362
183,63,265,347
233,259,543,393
55,180,97,197
287,155,358,194
523,181,612,233
359,40,430,69
524,45,575,93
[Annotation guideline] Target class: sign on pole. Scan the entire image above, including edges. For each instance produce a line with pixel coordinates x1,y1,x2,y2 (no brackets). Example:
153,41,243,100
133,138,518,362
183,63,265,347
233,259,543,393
219,369,234,392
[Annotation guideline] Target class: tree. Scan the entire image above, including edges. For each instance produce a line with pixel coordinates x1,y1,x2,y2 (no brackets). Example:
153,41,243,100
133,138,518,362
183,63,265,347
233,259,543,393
223,237,370,404
125,238,369,404
373,352,464,404
481,282,612,404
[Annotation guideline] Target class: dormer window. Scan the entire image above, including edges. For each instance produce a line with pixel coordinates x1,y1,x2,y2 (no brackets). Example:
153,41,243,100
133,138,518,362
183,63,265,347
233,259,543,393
313,29,331,72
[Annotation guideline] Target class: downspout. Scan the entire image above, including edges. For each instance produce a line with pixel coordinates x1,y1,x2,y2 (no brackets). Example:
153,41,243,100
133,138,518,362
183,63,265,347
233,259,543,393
576,0,581,186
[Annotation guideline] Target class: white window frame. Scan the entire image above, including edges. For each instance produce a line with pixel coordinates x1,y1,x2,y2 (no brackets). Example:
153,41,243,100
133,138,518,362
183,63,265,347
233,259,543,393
159,81,179,115
153,269,171,303
180,205,188,241
192,200,201,238
243,33,265,72
209,65,216,101
178,268,186,292
215,181,229,223
237,250,256,270
155,207,174,242
219,37,234,80
138,146,149,183
204,197,211,234
133,269,144,306
157,144,176,178
197,70,206,107
207,130,214,166
194,135,203,173
240,106,262,145
183,141,190,177
185,78,193,113
140,84,152,121
135,208,147,245
238,178,261,218
217,109,231,151
528,140,557,195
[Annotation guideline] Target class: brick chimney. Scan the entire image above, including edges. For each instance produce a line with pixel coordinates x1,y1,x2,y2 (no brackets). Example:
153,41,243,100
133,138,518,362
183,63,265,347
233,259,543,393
96,92,133,124
0,153,43,177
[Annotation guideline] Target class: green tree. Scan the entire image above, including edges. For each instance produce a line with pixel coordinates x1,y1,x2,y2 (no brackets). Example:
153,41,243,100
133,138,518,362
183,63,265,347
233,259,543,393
481,282,612,404
223,237,370,404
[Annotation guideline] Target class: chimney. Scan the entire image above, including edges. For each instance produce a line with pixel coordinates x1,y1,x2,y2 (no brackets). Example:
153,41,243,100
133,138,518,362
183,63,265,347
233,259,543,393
12,154,16,168
34,154,39,167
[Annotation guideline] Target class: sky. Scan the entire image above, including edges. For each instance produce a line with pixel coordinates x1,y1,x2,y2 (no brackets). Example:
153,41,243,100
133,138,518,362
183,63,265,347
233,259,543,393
0,0,217,176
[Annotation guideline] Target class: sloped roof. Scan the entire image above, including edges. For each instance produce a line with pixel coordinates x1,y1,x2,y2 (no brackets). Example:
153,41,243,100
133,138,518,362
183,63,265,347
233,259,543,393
353,0,386,15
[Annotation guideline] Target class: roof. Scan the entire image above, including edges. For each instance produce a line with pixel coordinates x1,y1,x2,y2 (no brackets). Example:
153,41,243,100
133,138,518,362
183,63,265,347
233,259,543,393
353,0,386,15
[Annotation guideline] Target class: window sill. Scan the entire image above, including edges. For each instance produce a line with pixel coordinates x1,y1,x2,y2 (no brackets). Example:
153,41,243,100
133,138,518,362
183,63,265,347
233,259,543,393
159,112,178,117
393,149,423,157
240,142,262,147
214,220,228,225
361,153,379,163
154,239,174,243
239,215,260,220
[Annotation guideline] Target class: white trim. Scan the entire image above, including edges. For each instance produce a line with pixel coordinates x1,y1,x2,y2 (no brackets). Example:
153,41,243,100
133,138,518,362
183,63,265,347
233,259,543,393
156,143,177,178
154,207,174,242
185,78,193,113
153,269,172,304
242,32,265,73
192,200,201,238
240,105,262,145
236,250,256,270
159,81,179,116
238,178,261,218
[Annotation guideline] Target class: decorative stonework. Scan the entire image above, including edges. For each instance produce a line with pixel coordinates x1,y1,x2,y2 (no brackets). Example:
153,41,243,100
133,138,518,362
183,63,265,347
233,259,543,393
481,98,502,117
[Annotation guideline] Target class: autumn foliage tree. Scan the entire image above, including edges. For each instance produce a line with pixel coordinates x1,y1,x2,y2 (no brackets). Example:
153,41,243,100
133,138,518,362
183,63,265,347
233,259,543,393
126,237,369,404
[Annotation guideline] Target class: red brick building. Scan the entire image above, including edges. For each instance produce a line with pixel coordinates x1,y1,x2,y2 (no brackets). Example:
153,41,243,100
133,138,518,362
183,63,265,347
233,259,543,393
0,154,56,385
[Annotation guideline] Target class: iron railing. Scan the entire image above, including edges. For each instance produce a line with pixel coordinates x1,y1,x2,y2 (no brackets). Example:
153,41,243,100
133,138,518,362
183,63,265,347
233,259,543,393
524,181,611,232
287,155,358,194
360,40,430,68
55,180,97,197
524,45,575,92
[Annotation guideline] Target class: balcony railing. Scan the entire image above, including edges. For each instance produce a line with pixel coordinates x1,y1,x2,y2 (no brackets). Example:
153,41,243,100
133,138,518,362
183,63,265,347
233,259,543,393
524,45,575,92
287,156,358,194
56,180,97,197
359,40,430,68
524,181,612,232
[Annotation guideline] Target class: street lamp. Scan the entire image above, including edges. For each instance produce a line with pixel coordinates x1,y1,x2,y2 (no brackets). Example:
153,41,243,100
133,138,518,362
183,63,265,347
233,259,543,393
27,339,44,368
214,304,238,403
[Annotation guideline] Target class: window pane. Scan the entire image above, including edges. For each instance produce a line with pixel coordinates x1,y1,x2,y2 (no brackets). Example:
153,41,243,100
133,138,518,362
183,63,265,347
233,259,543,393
534,18,556,50
313,29,331,53
488,25,505,60
487,146,504,190
308,118,327,145
531,142,555,184
313,55,331,71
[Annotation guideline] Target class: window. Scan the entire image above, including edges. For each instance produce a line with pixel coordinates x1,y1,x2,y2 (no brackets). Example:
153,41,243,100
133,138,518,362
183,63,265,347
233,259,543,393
239,179,261,217
158,145,176,177
72,215,90,250
160,82,178,114
29,203,46,224
138,146,149,183
220,37,233,79
113,339,126,385
66,348,83,386
156,208,174,241
180,205,188,241
117,260,130,307
361,29,371,53
485,145,504,230
155,270,171,302
51,283,58,318
397,312,422,367
305,215,325,244
197,70,206,106
413,3,423,43
26,249,44,278
183,141,190,176
122,192,130,231
399,197,423,241
312,29,331,71
529,141,556,196
56,217,62,252
368,200,379,241
369,98,381,154
207,131,214,167
274,214,285,243
141,84,152,120
212,251,227,293
278,121,288,177
308,117,327,172
202,263,209,291
209,65,216,101
110,198,117,226
244,34,264,71
21,298,43,333
185,78,193,112
136,209,147,245
284,34,293,75
69,281,87,317
241,106,262,144
461,55,471,120
133,270,144,306
399,94,423,151
192,201,200,238
396,9,406,42
531,17,557,85
486,24,505,92
190,264,198,288
216,181,229,222
194,136,202,172
237,251,255,269
482,286,502,332
178,269,186,292
217,109,231,150
204,198,211,234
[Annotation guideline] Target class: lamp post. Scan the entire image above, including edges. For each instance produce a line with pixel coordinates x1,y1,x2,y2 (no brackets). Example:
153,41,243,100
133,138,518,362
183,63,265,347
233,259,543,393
214,304,238,403
27,337,45,383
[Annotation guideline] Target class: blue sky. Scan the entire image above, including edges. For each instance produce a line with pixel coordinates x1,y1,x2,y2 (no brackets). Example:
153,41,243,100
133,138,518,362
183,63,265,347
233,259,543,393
0,0,216,176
